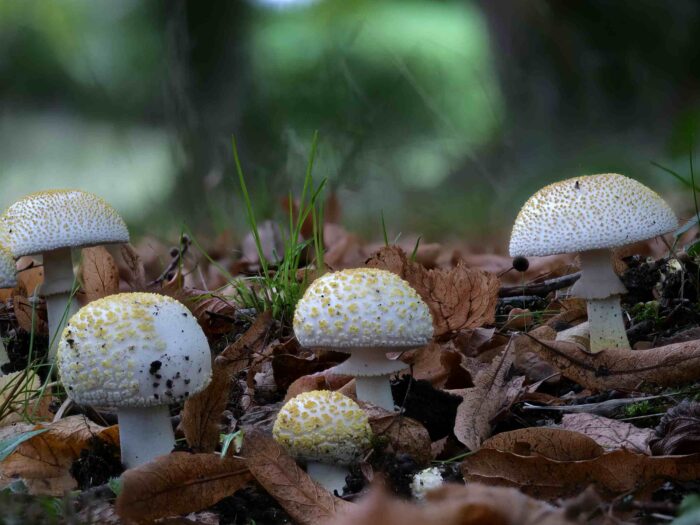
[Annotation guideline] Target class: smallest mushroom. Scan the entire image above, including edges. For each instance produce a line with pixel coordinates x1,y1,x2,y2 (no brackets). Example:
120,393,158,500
273,390,372,493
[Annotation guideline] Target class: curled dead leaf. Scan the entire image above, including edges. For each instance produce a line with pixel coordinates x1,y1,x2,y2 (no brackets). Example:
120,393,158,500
560,413,653,454
518,333,700,390
242,429,352,525
116,452,252,523
363,405,432,466
649,400,700,455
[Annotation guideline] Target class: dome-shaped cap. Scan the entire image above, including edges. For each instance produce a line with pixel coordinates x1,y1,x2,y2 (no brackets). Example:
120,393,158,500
57,293,211,408
273,390,371,464
293,268,432,348
2,190,129,257
509,174,678,257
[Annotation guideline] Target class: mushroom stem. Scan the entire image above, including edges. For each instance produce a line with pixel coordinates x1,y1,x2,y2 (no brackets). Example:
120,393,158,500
355,375,395,411
306,462,349,494
42,248,80,361
117,405,175,468
571,249,629,353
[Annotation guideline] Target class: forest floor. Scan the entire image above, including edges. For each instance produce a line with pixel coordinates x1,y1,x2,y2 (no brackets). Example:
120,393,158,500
1,208,700,525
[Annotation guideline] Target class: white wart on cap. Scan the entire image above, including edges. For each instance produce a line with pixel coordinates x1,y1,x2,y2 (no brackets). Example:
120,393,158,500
58,292,211,407
293,268,432,348
1,190,129,256
509,173,678,257
273,390,371,492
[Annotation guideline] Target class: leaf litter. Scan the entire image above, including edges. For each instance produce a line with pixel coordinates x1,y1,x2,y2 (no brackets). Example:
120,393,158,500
2,200,700,524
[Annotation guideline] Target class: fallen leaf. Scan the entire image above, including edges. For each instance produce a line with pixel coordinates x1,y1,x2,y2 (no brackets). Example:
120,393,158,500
0,370,42,425
560,413,653,454
181,312,272,452
462,427,700,500
284,371,354,401
80,246,120,301
366,246,499,338
650,400,700,455
454,341,524,449
16,261,43,297
118,243,147,291
326,483,576,525
363,405,432,466
1,415,118,495
242,429,352,525
518,334,700,390
116,452,252,522
12,291,48,335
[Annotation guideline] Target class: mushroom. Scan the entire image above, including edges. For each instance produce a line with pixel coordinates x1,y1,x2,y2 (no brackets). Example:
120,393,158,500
1,190,129,359
56,292,212,467
0,240,17,373
272,390,372,493
293,268,433,410
509,173,678,353
410,466,444,500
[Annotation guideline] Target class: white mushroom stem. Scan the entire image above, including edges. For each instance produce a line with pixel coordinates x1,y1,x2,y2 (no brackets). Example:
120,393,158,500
117,405,175,468
331,347,408,411
42,248,80,361
571,249,630,353
355,375,395,411
306,462,349,494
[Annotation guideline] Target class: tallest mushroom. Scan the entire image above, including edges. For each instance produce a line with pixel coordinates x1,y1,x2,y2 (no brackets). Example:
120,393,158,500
509,173,678,353
1,190,129,360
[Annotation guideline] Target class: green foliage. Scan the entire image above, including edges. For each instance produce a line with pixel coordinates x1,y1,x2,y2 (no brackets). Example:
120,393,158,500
231,134,326,326
629,301,661,326
671,494,700,525
623,400,653,418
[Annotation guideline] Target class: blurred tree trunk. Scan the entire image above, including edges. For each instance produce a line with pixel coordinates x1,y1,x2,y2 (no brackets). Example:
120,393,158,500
162,0,250,227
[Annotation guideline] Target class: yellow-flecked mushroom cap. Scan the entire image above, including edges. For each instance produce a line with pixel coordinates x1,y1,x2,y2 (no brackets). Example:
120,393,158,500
293,268,432,348
273,390,372,464
509,174,678,257
57,293,211,408
1,190,129,257
0,243,16,289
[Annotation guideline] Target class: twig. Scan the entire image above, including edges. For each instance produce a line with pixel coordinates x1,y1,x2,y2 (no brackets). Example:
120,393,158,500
148,234,191,286
499,272,581,298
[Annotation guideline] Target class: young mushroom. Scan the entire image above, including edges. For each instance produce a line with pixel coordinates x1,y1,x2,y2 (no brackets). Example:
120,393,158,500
509,173,678,353
1,190,129,360
57,292,212,468
273,390,372,493
293,268,433,410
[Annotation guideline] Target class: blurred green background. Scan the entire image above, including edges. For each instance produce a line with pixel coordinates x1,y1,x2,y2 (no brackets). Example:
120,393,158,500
1,0,698,246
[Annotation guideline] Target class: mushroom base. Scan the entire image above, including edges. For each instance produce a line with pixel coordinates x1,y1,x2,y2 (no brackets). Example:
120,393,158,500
306,462,349,494
118,405,175,468
587,296,630,353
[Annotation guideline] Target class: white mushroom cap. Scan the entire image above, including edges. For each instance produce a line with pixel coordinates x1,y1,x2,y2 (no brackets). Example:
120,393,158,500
272,390,372,465
293,268,432,349
509,174,678,257
0,243,16,289
1,190,129,257
57,293,211,408
410,467,444,500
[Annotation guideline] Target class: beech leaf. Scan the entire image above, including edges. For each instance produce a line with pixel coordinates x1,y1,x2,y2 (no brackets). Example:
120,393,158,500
80,246,120,301
116,452,252,522
364,405,432,465
242,429,352,525
560,413,653,454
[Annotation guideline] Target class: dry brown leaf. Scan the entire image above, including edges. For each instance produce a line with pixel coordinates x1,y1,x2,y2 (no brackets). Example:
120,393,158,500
454,341,524,449
519,334,700,390
326,483,576,525
115,452,252,523
242,429,352,525
80,246,120,302
168,287,238,338
119,243,147,291
462,427,700,500
482,427,604,460
402,342,472,389
560,413,653,454
366,246,499,338
16,261,44,297
363,405,432,465
649,400,700,455
181,312,272,452
1,415,118,496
